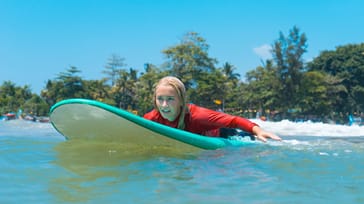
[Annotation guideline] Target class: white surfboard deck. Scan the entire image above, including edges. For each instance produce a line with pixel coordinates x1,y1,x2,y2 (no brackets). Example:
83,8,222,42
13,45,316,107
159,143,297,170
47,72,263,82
50,99,251,152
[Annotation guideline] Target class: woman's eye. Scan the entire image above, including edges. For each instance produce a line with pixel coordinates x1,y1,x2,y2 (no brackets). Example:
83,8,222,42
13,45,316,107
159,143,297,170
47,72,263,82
157,97,174,103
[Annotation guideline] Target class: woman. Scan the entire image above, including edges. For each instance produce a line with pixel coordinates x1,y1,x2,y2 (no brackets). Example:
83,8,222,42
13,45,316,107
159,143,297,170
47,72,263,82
143,76,281,142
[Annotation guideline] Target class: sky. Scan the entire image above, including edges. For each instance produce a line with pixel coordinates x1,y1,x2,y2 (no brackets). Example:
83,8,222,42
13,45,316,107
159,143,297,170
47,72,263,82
1,0,364,94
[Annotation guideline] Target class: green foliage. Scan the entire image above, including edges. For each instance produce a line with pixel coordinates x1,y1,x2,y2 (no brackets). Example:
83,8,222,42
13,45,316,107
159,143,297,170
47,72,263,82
271,26,308,113
41,66,87,107
307,43,364,112
23,94,49,116
162,32,217,90
245,60,280,112
111,68,139,110
298,71,331,116
1,29,363,123
0,81,46,116
191,69,227,109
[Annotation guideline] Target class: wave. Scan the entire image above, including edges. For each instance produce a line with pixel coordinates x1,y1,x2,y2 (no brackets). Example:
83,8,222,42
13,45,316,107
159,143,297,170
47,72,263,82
250,119,364,137
2,119,364,138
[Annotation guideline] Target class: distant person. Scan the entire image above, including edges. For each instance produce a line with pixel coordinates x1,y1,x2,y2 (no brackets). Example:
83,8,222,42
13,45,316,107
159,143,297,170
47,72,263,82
143,76,281,142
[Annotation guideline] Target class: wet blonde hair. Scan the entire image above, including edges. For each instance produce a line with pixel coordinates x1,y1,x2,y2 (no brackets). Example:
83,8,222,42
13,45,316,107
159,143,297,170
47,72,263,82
153,76,188,129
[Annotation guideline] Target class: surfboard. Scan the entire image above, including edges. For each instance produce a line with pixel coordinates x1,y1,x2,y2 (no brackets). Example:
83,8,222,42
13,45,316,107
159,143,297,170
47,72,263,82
50,98,252,151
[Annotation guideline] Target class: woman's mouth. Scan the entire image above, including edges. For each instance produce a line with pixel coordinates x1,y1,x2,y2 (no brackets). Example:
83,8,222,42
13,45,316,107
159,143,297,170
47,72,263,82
160,109,171,113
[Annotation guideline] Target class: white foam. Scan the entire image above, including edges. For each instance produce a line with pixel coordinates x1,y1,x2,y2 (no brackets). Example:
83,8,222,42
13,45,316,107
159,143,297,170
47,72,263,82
0,120,60,137
251,119,364,137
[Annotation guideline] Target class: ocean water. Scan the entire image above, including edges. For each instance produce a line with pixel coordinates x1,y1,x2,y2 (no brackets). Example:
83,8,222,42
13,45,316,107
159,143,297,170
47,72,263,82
1,119,364,204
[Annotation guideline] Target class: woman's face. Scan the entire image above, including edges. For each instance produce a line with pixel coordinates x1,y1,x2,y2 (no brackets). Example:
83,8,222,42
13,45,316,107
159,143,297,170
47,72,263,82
155,84,182,122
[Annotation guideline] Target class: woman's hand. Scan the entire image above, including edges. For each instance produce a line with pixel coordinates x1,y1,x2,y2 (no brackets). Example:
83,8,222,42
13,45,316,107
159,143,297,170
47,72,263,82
252,126,282,142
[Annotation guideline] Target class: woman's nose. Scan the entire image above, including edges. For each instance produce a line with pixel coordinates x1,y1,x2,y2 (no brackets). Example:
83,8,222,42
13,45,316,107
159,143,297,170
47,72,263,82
161,100,168,107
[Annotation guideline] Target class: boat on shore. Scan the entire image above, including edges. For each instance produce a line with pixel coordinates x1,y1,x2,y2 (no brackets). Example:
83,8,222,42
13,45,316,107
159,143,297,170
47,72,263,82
0,113,17,121
1,113,50,123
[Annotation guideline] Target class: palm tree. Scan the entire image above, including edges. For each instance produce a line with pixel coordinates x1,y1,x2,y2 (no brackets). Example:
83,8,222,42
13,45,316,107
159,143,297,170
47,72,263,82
221,62,240,81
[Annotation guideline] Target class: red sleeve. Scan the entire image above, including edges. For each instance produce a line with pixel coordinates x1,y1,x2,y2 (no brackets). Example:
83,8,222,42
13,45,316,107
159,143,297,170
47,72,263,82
189,104,259,134
143,109,156,120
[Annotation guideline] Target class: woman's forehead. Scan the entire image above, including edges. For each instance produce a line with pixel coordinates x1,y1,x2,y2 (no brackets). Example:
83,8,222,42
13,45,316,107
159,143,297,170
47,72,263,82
156,84,177,95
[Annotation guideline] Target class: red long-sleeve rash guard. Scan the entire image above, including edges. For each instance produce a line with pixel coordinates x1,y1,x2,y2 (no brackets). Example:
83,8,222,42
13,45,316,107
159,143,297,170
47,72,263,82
143,104,258,137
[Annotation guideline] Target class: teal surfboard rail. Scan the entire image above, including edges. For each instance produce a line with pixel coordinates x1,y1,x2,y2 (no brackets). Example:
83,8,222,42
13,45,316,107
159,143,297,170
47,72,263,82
50,98,251,150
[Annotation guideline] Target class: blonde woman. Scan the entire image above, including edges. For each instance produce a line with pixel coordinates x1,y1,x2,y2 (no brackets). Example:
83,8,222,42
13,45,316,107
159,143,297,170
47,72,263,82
143,76,281,142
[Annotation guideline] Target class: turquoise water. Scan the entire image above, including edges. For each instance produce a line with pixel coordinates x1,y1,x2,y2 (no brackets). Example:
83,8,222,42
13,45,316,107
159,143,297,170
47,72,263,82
1,120,364,203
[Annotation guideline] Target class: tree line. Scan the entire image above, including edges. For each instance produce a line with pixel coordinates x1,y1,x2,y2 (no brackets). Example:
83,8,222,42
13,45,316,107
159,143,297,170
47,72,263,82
1,26,363,124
